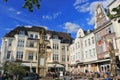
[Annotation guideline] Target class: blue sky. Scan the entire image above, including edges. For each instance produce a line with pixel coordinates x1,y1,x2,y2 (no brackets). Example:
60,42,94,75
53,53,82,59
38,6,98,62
0,0,113,46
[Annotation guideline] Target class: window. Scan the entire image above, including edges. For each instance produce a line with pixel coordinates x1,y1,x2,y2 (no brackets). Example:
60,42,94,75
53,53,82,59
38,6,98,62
7,51,11,59
53,54,58,61
62,45,65,51
19,31,25,35
53,44,59,50
79,32,81,37
53,44,55,49
35,35,38,39
56,44,59,49
106,27,112,34
101,66,104,71
28,52,33,60
92,37,94,44
97,7,101,14
76,53,77,59
89,50,91,57
29,42,34,47
73,55,75,61
78,42,80,48
88,39,91,46
75,43,77,49
93,48,96,56
85,51,88,58
16,51,23,60
67,55,69,61
96,32,101,41
98,45,103,54
85,40,87,47
18,40,24,47
53,35,58,39
8,39,13,46
62,55,65,62
30,34,33,38
78,52,80,59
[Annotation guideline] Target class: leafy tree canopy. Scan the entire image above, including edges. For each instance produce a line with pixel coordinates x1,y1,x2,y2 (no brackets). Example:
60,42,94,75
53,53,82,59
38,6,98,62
4,0,41,12
109,4,120,23
2,61,27,76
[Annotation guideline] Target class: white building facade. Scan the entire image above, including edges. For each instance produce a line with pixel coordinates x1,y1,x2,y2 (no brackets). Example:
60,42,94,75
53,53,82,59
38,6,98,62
69,28,98,73
1,26,73,72
83,31,98,72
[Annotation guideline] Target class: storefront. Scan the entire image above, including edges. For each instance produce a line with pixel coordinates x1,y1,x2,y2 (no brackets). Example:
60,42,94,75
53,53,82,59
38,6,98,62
47,63,65,72
96,59,110,72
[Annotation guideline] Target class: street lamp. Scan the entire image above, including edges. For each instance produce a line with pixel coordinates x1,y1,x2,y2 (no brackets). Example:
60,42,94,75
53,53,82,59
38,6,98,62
108,39,117,79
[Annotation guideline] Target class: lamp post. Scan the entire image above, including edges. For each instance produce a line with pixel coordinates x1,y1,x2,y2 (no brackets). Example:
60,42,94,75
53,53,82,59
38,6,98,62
36,28,46,77
108,39,117,79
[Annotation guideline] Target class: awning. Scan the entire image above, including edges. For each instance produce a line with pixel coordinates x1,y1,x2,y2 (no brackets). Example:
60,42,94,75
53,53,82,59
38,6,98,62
47,64,64,68
84,61,97,64
21,63,64,68
96,59,110,63
21,63,36,67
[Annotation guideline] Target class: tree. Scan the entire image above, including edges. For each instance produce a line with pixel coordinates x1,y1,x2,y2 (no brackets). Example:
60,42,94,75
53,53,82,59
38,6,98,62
109,4,120,23
2,61,27,80
4,0,41,12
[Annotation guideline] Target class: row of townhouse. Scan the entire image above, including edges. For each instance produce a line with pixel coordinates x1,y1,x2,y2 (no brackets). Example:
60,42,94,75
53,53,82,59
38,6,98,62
69,0,120,73
0,0,119,74
0,26,73,73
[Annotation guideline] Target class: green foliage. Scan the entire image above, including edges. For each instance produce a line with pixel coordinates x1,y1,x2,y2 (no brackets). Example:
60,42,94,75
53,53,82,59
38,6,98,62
109,4,120,23
4,0,41,12
2,61,27,76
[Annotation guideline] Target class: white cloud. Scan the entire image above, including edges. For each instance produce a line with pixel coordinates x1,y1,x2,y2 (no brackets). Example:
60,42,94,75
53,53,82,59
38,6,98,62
8,8,15,11
5,28,13,31
75,2,89,12
63,22,81,33
88,15,95,25
74,0,88,6
42,12,61,20
53,12,61,18
41,26,48,30
16,11,21,15
42,15,52,19
8,8,21,15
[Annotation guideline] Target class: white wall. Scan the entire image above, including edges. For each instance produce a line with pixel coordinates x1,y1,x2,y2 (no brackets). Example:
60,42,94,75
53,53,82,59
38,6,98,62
69,28,85,65
83,33,97,62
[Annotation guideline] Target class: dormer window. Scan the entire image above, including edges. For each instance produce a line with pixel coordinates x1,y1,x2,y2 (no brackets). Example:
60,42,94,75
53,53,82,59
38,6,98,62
19,31,25,35
30,34,33,38
79,32,81,37
35,35,38,39
53,35,58,39
97,7,101,14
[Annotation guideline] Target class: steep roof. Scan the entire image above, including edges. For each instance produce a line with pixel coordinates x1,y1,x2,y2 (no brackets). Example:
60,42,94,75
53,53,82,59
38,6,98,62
4,26,73,40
